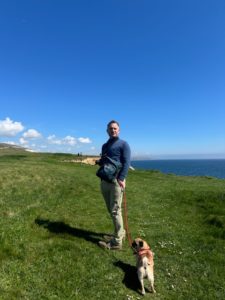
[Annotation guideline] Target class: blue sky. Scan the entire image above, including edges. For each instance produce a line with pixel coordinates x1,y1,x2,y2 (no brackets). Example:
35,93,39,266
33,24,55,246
0,0,225,159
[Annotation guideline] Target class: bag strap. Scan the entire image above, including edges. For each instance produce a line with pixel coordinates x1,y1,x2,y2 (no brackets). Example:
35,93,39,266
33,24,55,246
106,156,122,169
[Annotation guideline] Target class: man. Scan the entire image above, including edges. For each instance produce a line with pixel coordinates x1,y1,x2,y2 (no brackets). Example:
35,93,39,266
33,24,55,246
97,120,131,250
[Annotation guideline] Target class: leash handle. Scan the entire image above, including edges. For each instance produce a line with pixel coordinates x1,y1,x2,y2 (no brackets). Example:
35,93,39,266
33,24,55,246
123,190,133,248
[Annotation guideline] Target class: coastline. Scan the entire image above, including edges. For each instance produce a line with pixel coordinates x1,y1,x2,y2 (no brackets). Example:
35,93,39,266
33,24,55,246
131,159,225,179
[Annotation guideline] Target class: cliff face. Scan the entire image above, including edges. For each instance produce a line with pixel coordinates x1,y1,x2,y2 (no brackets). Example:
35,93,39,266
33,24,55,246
78,157,100,165
65,157,100,165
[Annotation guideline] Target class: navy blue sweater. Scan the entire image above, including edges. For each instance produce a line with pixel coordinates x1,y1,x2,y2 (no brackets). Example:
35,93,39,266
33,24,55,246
101,137,131,181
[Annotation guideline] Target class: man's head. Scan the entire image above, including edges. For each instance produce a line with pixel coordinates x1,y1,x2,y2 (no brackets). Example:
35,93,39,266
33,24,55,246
107,120,120,139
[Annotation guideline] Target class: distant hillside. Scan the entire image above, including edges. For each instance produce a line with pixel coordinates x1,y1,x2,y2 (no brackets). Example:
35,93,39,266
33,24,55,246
0,143,97,162
0,143,29,155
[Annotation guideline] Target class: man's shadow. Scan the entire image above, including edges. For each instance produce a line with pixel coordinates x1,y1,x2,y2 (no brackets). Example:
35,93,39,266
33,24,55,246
35,218,104,246
113,260,141,294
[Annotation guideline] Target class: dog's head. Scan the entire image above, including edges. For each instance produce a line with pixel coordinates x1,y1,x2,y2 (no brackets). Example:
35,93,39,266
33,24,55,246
132,238,150,252
132,238,154,265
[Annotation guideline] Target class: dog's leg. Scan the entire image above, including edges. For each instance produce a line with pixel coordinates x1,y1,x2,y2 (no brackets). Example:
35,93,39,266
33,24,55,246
138,272,145,295
147,273,156,293
140,278,145,295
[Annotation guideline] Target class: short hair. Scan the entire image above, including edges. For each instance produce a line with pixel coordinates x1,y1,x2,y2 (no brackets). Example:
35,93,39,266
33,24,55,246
107,120,120,128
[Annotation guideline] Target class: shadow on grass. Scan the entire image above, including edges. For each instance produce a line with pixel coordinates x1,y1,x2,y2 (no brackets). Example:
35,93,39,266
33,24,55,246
35,218,105,246
113,260,140,294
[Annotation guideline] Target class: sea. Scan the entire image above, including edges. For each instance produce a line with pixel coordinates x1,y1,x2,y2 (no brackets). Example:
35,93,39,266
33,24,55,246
131,159,225,179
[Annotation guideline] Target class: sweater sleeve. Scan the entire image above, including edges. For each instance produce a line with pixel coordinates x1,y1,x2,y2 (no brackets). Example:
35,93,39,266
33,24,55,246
118,141,131,181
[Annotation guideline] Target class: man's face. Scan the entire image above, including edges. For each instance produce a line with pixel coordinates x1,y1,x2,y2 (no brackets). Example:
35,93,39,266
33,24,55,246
107,123,120,138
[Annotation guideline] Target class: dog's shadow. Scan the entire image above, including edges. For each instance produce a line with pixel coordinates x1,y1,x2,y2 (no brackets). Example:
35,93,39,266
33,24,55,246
35,218,104,245
114,260,141,293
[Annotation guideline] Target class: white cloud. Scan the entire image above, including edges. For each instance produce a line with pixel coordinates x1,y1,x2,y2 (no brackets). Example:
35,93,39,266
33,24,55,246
47,135,62,145
0,118,94,155
47,135,56,141
78,137,92,144
0,117,24,137
19,137,29,145
42,134,93,153
4,141,16,145
63,136,77,146
47,135,77,146
23,129,42,139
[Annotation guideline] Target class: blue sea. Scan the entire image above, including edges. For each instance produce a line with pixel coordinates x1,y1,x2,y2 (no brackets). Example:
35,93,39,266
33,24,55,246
131,159,225,179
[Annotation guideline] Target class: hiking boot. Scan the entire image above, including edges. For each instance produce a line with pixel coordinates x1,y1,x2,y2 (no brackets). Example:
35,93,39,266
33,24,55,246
98,240,122,250
103,233,126,243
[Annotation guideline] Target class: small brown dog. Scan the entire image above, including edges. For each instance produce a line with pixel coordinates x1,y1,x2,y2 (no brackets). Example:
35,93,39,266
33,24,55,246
132,238,156,295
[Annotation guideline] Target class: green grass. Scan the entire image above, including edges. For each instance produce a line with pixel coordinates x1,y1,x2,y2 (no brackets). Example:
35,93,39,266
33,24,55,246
0,150,225,299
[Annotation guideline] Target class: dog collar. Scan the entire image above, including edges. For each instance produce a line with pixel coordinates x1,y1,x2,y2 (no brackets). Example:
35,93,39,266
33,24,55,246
138,247,151,257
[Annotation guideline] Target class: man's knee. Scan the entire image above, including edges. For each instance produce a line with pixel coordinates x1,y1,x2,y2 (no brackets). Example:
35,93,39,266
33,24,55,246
111,203,121,218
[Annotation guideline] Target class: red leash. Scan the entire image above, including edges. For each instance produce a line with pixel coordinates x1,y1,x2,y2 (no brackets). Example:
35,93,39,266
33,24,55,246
123,190,133,248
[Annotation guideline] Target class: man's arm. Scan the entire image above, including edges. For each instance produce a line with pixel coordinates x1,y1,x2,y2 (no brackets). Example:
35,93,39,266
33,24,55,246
118,141,131,187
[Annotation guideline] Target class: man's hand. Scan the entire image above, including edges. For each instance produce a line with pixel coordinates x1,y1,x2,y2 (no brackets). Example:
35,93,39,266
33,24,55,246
117,179,126,190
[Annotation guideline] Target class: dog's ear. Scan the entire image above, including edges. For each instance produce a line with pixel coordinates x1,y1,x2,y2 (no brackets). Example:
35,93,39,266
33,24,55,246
139,240,144,248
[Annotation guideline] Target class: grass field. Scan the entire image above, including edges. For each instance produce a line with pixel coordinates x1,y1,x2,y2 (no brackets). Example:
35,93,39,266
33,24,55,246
0,149,225,299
